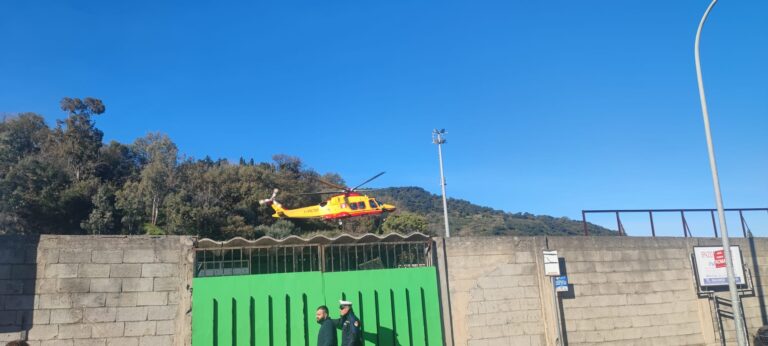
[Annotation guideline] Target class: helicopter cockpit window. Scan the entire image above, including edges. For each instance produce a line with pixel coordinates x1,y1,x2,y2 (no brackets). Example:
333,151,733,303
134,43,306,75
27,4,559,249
369,200,377,208
350,203,358,210
358,202,366,209
319,201,327,207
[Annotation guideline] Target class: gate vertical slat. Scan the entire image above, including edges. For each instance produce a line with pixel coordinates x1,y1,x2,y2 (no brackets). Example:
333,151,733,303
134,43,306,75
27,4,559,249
288,292,305,346
392,287,411,346
408,287,426,345
350,290,362,331
191,296,214,344
360,289,378,346
253,294,269,345
423,286,443,346
272,293,287,346
217,294,234,345
234,294,250,346
377,288,395,346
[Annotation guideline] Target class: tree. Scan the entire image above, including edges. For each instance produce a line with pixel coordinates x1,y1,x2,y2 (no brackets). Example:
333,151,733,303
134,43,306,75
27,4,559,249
49,97,106,181
115,181,145,234
0,114,54,233
381,213,430,235
94,141,140,186
57,177,100,233
272,154,302,175
81,185,118,234
340,216,381,235
221,215,257,239
254,219,299,239
162,160,226,237
0,110,102,235
132,133,178,226
0,157,71,234
0,113,50,174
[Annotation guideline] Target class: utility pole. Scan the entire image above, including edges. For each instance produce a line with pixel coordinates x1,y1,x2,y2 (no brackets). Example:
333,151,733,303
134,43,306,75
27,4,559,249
694,1,747,345
433,129,451,238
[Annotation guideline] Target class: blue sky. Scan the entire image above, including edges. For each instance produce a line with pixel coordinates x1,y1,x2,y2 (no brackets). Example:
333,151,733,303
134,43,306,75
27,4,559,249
1,1,766,236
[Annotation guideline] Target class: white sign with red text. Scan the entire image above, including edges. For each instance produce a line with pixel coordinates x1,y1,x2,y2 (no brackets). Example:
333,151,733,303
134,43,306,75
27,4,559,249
693,246,745,287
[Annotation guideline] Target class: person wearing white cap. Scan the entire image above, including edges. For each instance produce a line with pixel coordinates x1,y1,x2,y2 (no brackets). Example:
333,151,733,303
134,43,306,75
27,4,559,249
334,300,362,346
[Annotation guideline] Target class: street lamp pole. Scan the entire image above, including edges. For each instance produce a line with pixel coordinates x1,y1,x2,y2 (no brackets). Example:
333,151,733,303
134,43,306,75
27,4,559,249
433,129,451,238
694,1,747,344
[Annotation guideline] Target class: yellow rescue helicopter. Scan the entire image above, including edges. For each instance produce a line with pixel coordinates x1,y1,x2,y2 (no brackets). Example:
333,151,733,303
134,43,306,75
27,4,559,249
259,172,396,222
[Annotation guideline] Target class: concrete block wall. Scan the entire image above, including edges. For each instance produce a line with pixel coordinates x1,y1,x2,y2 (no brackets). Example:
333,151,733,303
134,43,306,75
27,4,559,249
0,235,194,346
546,237,705,345
441,236,768,346
2,234,766,346
443,237,548,346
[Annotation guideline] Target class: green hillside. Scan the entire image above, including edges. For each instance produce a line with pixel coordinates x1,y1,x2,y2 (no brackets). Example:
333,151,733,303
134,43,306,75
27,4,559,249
1,97,614,239
371,187,615,236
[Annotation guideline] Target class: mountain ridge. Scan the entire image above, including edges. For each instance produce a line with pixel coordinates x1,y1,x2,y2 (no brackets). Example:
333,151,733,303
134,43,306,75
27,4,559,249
371,186,616,236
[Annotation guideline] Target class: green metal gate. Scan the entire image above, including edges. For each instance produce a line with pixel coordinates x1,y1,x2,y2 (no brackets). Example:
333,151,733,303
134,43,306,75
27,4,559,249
191,238,445,346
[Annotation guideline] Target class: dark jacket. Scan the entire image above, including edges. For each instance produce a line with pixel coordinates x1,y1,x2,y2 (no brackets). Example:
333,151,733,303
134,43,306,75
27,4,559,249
318,317,338,346
334,311,362,346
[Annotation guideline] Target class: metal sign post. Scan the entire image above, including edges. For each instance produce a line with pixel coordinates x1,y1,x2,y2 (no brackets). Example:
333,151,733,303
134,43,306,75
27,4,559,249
694,1,747,344
551,276,563,346
432,129,450,238
544,250,564,346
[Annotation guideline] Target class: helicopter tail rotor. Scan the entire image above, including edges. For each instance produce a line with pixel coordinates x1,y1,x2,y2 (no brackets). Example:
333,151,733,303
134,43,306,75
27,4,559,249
259,188,279,205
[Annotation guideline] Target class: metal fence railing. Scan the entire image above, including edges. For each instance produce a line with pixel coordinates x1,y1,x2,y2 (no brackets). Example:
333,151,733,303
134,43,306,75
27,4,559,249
194,240,433,278
323,241,432,273
195,244,322,277
581,208,768,237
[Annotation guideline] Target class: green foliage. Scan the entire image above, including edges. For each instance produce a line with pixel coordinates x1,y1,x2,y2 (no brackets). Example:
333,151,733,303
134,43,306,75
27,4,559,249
0,113,49,173
335,216,379,235
81,184,118,234
0,97,615,239
221,215,257,239
382,213,430,235
115,181,145,234
0,156,74,234
95,141,140,186
52,97,106,181
143,223,166,235
254,219,299,239
132,133,178,226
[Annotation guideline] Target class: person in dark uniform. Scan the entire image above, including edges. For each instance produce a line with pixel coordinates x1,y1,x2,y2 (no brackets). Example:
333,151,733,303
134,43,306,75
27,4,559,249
316,305,337,346
334,300,362,346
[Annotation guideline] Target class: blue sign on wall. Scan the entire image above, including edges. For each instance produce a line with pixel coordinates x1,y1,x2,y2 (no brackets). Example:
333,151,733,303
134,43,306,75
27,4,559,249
555,275,569,292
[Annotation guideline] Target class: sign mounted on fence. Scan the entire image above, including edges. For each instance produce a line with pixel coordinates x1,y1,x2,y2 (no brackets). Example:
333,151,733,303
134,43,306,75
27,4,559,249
693,246,746,287
543,250,560,276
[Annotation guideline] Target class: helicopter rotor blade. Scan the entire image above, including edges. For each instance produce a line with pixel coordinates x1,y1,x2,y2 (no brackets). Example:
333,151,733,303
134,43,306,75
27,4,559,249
353,188,380,193
351,172,386,191
296,190,344,196
314,177,349,191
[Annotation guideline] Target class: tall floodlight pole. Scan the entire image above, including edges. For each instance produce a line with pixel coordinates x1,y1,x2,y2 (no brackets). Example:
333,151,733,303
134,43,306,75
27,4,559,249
695,1,747,345
433,129,451,238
